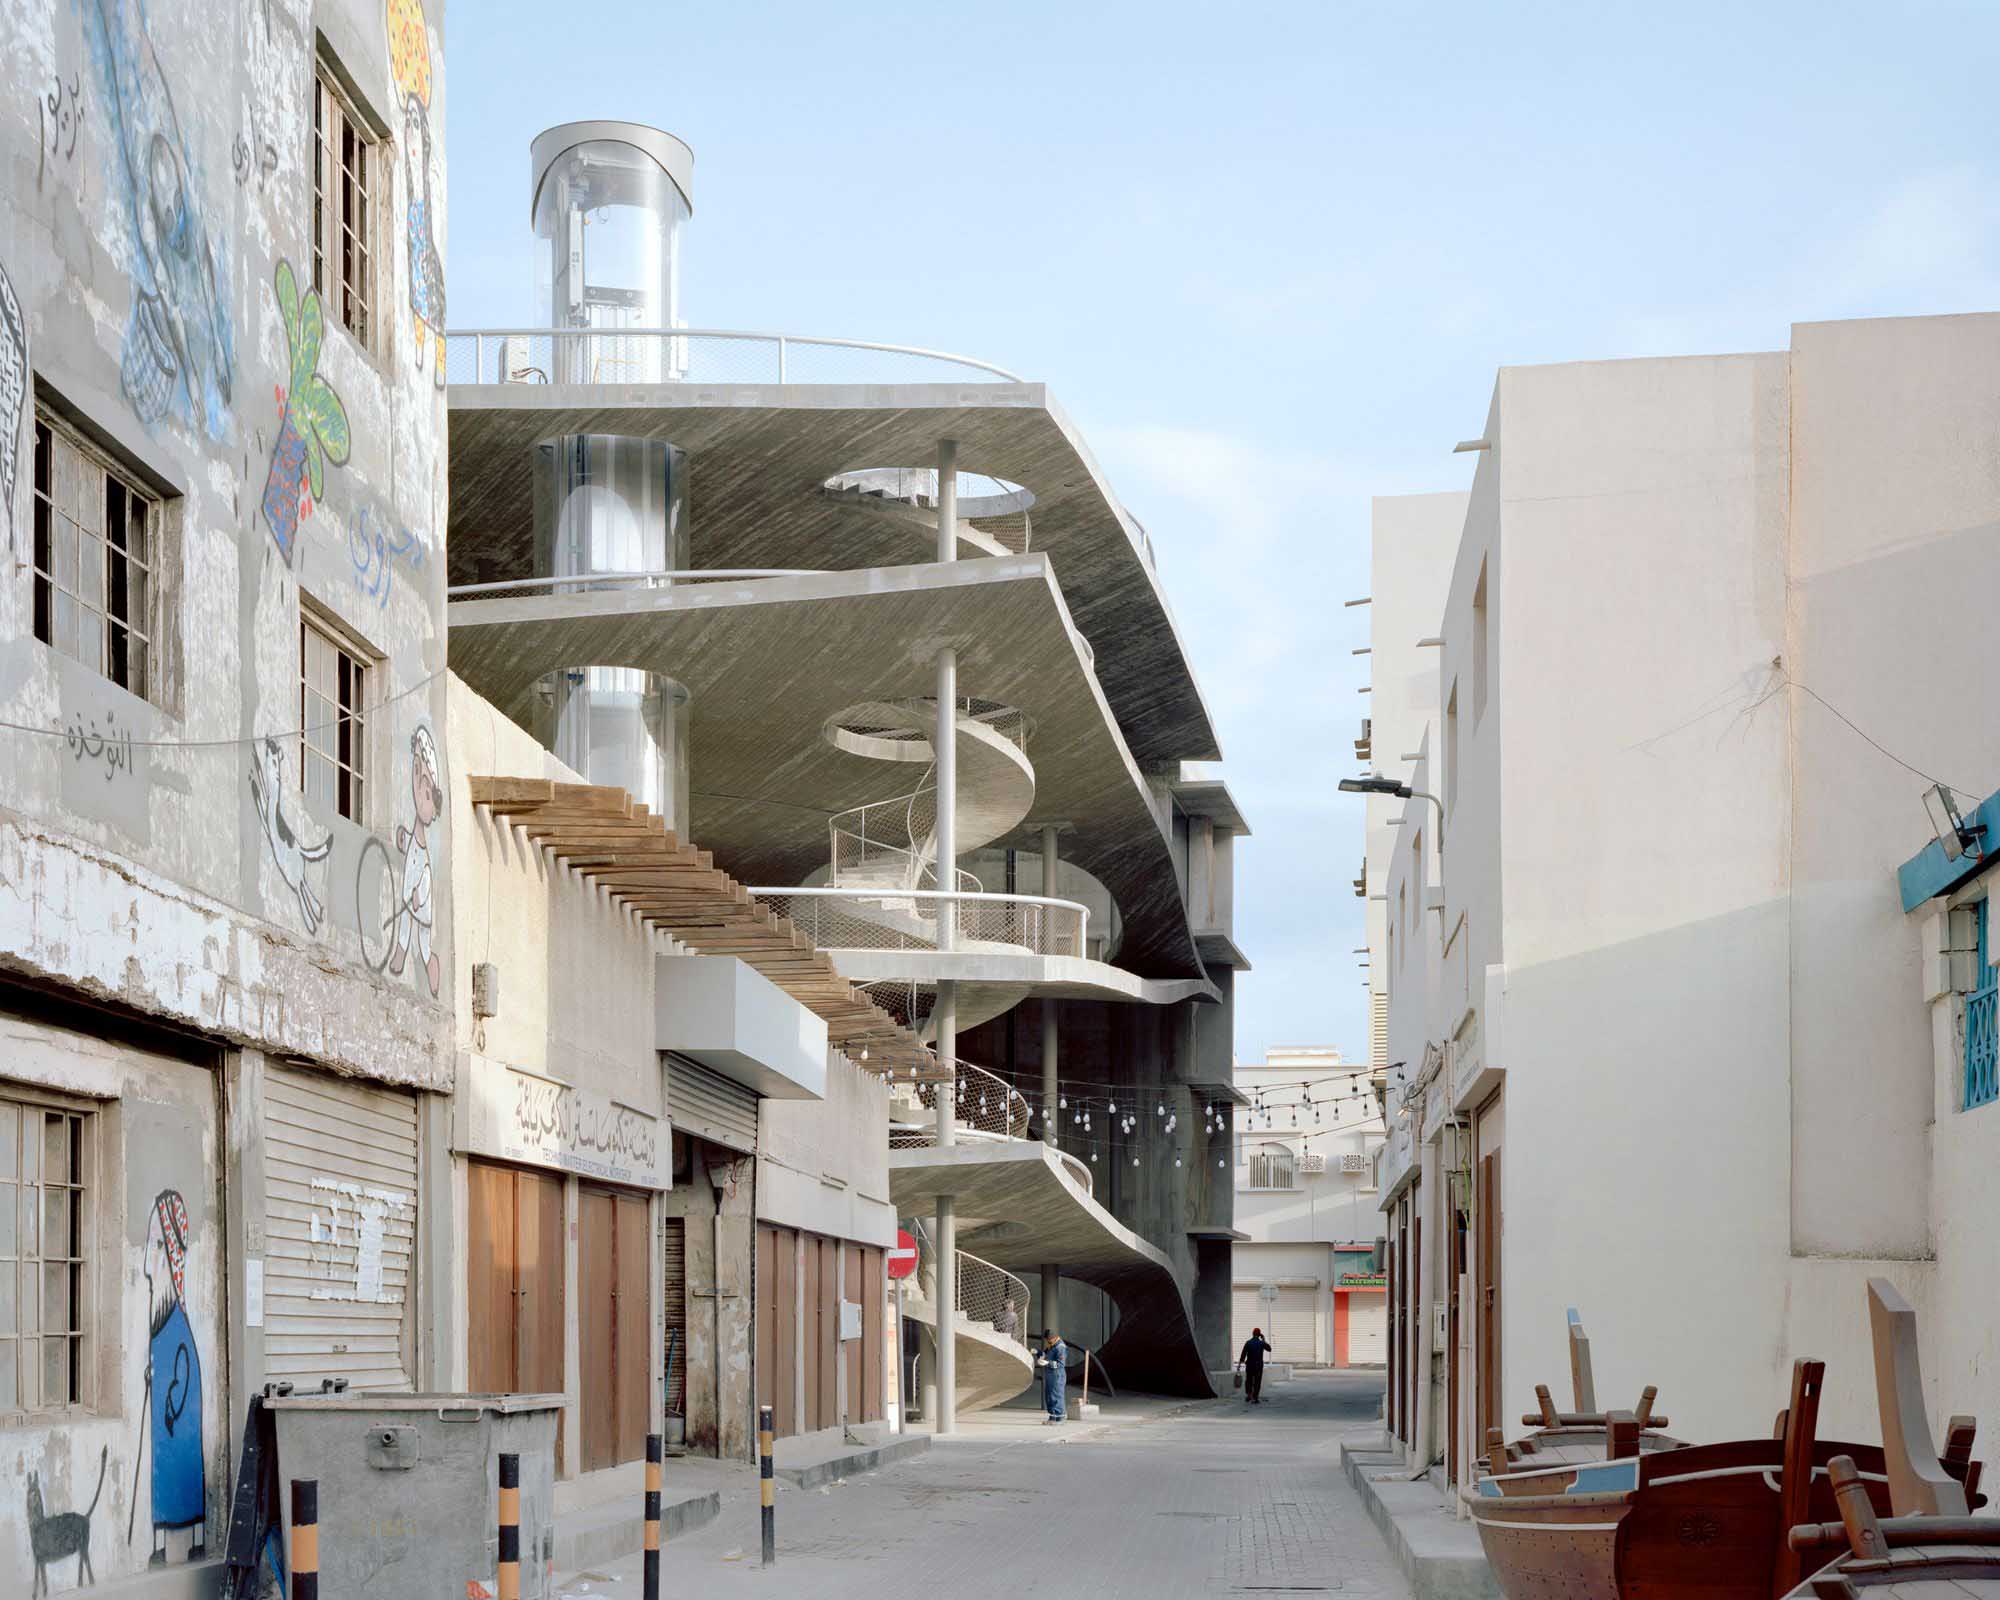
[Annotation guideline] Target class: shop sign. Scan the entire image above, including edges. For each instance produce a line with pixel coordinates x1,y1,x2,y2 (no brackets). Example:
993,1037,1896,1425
467,1058,664,1186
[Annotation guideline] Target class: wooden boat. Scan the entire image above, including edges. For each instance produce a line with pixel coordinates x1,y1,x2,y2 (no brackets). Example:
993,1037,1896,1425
1479,1308,1686,1483
1776,1280,2000,1597
1470,1325,1984,1599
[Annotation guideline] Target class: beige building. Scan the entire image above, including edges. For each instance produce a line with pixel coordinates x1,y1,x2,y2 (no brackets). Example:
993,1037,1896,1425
1364,311,2000,1500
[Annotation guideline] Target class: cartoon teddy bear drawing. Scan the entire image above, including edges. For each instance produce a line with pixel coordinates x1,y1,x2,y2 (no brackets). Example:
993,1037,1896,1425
389,724,442,997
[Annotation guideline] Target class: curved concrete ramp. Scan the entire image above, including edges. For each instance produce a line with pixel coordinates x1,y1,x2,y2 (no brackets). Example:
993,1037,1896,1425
899,1292,1037,1412
889,1141,1216,1398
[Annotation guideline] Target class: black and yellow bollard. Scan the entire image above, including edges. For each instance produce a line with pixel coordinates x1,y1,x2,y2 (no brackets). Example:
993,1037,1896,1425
290,1479,318,1600
643,1433,663,1600
497,1452,521,1600
759,1405,776,1567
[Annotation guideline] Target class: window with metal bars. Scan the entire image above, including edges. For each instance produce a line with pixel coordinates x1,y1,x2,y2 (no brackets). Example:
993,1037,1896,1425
1965,898,1996,1111
313,69,376,348
0,1094,92,1415
31,414,156,698
1248,1143,1297,1190
300,613,367,820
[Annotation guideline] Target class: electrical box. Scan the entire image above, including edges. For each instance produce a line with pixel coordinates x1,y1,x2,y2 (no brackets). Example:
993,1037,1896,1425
1432,1303,1448,1353
471,961,500,1019
839,1299,863,1341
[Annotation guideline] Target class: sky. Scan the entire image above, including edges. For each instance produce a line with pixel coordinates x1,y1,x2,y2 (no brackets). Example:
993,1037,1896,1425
444,0,2000,1067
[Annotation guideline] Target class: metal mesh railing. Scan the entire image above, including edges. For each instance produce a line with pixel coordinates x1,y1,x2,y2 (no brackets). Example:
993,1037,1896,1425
445,328,1021,388
889,1061,1032,1148
749,888,1087,959
957,1250,1032,1353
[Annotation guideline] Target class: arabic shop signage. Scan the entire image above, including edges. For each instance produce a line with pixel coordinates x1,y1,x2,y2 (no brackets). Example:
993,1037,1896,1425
465,1058,664,1186
1337,1272,1387,1289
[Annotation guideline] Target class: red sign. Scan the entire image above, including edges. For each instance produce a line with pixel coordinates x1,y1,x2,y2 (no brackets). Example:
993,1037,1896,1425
887,1229,919,1280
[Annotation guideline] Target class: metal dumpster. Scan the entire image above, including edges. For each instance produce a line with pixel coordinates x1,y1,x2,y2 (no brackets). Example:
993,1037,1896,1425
266,1392,562,1599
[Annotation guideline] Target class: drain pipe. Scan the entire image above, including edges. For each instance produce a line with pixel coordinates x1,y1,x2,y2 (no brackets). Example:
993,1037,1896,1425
933,437,959,1439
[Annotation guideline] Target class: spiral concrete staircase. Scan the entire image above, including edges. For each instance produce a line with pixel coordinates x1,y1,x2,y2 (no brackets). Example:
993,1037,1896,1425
897,1218,1037,1414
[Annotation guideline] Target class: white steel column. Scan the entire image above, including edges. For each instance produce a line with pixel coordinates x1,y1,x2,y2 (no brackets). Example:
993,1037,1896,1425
1039,823,1061,1339
933,437,960,1435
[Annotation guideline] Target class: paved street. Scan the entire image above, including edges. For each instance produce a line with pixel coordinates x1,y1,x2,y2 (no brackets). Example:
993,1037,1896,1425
557,1370,1406,1599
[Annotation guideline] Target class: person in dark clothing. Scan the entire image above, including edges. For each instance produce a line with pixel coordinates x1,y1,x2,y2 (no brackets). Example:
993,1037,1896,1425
1238,1328,1273,1404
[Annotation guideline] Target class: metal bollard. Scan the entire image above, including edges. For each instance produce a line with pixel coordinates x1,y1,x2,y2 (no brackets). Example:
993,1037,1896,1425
497,1452,521,1600
291,1480,318,1600
643,1433,663,1600
759,1405,776,1567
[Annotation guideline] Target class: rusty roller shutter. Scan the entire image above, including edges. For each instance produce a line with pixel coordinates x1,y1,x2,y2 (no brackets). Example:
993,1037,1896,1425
665,1055,758,1153
662,1217,687,1418
264,1063,419,1390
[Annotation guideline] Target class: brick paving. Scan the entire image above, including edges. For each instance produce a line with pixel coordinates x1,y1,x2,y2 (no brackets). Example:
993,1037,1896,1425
556,1370,1410,1599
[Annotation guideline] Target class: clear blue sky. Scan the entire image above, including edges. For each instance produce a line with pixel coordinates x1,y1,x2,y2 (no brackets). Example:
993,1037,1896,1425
445,0,2000,1067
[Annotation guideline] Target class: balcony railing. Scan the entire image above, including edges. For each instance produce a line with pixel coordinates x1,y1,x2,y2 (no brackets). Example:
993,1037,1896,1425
447,569,823,603
445,327,1022,388
890,1061,1032,1147
747,887,1089,960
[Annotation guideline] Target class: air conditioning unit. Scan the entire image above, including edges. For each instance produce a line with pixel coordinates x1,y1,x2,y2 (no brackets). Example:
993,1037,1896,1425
1298,1153,1327,1175
1339,1152,1369,1175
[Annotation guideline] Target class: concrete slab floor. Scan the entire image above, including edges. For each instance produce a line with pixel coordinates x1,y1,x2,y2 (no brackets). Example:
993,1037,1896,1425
553,1369,1411,1599
1339,1435,1500,1600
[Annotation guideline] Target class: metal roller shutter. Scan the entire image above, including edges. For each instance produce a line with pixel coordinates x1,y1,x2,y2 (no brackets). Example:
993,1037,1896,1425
1348,1296,1387,1364
666,1055,758,1153
1230,1286,1264,1356
264,1064,419,1390
662,1217,687,1417
1273,1286,1319,1364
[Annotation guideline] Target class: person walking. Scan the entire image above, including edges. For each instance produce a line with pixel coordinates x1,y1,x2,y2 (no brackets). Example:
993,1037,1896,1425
1036,1329,1068,1424
1237,1327,1273,1405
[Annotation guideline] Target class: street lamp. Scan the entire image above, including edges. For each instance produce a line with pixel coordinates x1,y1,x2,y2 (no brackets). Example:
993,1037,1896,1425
1338,775,1445,828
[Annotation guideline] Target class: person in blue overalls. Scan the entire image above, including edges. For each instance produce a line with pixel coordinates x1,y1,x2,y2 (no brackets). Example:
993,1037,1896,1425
1036,1329,1068,1425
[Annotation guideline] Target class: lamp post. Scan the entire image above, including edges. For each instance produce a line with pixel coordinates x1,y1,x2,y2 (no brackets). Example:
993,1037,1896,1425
1337,774,1444,831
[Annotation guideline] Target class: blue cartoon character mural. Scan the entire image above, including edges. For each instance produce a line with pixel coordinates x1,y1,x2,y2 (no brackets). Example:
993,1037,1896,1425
260,260,351,564
131,1189,204,1565
388,724,442,996
78,0,234,437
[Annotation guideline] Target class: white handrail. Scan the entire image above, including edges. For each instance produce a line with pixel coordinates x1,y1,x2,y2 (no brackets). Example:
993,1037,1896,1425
758,885,1089,916
447,325,1023,383
447,568,823,599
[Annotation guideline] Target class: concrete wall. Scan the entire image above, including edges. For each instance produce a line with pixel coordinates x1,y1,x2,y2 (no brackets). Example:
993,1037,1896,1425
661,1136,755,1460
0,1004,223,1594
758,1050,892,1248
0,0,452,1088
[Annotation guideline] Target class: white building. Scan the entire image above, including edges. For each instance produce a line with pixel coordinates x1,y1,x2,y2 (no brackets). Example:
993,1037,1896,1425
1365,312,2000,1497
1232,1048,1386,1367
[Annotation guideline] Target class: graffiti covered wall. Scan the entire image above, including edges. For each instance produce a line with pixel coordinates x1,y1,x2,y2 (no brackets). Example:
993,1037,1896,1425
0,1015,223,1598
0,0,452,1087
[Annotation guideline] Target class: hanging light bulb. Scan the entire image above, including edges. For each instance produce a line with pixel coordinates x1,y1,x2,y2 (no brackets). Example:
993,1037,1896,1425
1109,1101,1117,1115
1131,1155,1139,1168
1174,1156,1182,1168
1091,1149,1099,1164
1060,1095,1068,1109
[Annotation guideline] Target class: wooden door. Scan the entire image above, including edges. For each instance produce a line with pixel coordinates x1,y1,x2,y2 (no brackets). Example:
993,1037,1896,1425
579,1190,616,1471
814,1237,838,1429
754,1225,777,1426
1478,1152,1501,1440
467,1161,516,1395
773,1228,797,1437
843,1242,863,1423
860,1247,884,1422
801,1233,822,1433
1448,1204,1465,1484
614,1193,649,1465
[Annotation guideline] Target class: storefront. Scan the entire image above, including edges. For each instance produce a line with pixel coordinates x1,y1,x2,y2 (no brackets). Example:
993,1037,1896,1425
1334,1262,1387,1366
459,1055,667,1478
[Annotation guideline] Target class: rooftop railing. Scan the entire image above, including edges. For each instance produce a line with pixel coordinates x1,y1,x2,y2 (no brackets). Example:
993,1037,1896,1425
445,327,1022,388
446,569,824,602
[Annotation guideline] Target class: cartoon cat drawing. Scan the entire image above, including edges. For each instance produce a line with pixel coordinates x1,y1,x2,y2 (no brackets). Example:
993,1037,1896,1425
27,1443,109,1597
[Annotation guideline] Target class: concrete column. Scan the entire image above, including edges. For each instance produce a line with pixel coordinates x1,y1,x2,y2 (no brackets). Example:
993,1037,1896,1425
932,435,961,1436
222,1049,268,1434
1039,823,1061,1336
935,1193,957,1435
562,1172,583,1479
936,437,957,564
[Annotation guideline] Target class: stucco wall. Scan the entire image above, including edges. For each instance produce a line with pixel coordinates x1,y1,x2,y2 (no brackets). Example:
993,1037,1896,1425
1492,352,1796,1446
757,1051,892,1248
